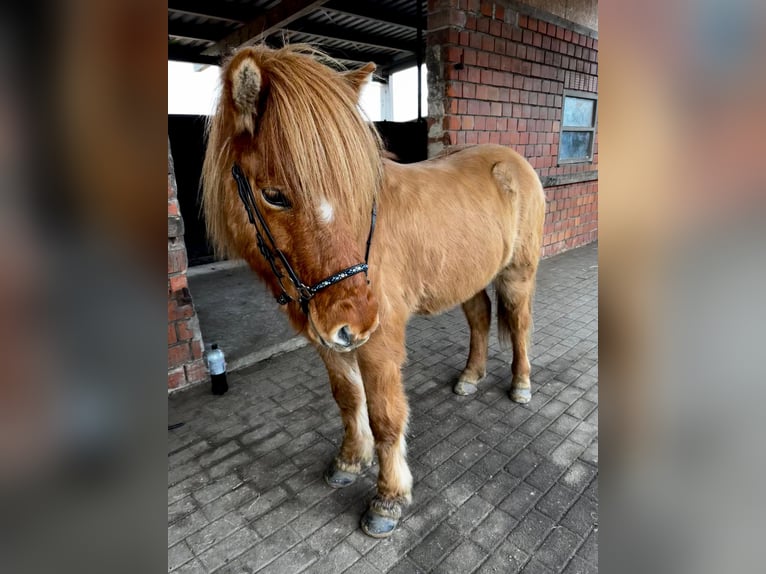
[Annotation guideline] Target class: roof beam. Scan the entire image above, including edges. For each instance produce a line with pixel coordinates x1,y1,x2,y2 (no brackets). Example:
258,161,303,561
168,44,221,66
168,0,252,23
168,19,232,43
286,21,417,53
268,34,392,69
321,0,421,32
204,0,330,56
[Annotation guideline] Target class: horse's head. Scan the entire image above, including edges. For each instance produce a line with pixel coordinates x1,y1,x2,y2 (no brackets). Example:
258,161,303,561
202,46,382,351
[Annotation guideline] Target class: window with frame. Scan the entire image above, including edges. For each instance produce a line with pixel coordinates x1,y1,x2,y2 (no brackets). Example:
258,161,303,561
558,91,597,164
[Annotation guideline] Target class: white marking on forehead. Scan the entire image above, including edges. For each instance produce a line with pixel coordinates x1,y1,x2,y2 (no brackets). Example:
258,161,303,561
319,200,334,224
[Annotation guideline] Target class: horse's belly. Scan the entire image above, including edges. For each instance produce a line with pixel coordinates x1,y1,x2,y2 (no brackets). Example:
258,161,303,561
413,248,504,315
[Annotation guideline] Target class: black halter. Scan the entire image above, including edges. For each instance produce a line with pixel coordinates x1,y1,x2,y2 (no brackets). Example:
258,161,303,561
232,164,377,314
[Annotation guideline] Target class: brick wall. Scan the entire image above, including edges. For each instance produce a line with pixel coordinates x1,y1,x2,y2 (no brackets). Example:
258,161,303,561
168,141,207,391
427,0,598,257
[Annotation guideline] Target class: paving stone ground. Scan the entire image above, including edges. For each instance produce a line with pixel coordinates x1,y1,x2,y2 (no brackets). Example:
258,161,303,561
169,242,598,573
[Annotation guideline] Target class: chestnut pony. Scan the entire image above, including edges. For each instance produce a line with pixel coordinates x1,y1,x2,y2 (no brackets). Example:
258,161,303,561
202,45,545,537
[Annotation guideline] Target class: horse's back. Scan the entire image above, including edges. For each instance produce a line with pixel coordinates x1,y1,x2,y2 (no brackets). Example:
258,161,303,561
379,145,545,314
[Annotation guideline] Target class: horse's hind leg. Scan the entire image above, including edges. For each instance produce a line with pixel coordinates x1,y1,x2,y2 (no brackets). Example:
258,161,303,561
496,259,538,403
318,348,375,488
454,289,492,396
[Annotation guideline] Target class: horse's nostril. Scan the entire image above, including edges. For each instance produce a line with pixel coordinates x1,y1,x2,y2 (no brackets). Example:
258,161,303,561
334,325,353,348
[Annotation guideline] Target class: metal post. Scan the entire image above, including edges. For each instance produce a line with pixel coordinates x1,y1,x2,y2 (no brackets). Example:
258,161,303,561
416,0,423,120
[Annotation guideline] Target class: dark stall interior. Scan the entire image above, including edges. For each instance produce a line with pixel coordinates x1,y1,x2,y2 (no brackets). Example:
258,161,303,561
169,114,427,267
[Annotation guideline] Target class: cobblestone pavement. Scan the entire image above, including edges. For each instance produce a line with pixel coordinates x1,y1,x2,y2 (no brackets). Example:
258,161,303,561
169,242,598,574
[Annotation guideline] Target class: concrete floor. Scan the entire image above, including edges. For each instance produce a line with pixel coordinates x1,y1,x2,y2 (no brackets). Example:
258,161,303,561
170,243,598,573
188,263,306,371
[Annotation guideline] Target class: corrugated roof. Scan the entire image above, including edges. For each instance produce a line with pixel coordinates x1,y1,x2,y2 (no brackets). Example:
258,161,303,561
169,0,426,74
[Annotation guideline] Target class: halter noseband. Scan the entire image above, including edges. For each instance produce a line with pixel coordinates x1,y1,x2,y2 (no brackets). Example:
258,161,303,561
232,164,377,315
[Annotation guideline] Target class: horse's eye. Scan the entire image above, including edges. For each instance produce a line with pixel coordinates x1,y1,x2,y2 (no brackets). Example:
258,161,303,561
261,188,290,208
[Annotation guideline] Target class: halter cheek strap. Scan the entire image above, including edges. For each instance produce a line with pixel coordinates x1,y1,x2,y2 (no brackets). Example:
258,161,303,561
232,164,376,314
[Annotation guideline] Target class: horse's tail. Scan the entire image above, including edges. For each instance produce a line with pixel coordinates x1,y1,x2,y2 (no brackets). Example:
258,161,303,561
491,151,545,352
495,266,536,351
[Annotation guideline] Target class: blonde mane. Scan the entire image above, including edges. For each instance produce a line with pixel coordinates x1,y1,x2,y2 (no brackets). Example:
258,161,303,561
202,44,383,259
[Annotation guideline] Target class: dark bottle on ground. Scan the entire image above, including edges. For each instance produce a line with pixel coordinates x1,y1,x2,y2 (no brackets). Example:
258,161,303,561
205,343,228,395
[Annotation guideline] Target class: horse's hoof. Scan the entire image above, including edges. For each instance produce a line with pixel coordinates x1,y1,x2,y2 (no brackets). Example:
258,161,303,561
323,460,360,489
510,387,532,404
453,380,479,396
360,497,403,538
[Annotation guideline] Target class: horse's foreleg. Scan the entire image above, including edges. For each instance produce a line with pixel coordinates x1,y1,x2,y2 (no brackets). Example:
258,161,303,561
454,289,492,395
356,326,412,538
318,349,375,488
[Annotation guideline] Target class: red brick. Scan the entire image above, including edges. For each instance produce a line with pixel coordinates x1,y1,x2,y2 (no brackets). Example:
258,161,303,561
446,46,463,63
168,324,177,346
168,201,180,216
477,16,489,33
490,20,501,37
185,359,208,385
480,1,492,17
168,367,185,390
176,319,197,342
519,15,528,28
490,102,502,116
466,131,478,144
168,299,194,321
168,343,191,369
447,82,462,97
538,21,547,35
463,83,476,98
446,115,461,130
464,49,477,65
477,52,489,67
191,339,204,360
489,54,501,69
474,116,486,130
462,115,475,129
168,248,187,275
522,29,533,44
495,5,504,21
478,131,490,144
169,273,187,292
502,23,513,39
459,31,470,45
476,84,489,99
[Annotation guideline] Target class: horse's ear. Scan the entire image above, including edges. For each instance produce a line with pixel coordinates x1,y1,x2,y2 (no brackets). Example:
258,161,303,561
229,55,263,134
343,62,376,98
